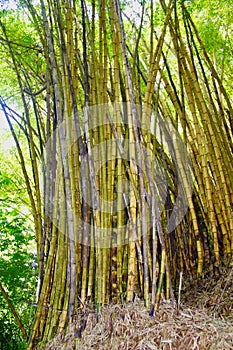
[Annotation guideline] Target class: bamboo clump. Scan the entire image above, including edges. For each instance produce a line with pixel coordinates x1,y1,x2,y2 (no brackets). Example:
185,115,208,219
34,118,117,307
0,0,232,348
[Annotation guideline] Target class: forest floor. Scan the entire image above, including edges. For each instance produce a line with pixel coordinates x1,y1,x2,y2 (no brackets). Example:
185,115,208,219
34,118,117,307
45,269,233,350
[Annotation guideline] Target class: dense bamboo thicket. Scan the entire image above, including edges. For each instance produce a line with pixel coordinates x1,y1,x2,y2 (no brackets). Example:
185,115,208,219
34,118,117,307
0,0,233,348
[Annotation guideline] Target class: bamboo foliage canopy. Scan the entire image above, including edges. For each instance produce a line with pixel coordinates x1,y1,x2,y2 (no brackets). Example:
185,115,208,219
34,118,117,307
0,0,233,348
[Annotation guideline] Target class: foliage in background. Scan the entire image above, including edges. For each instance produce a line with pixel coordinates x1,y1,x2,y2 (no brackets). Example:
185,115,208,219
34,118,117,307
190,0,233,85
0,5,41,348
0,151,37,349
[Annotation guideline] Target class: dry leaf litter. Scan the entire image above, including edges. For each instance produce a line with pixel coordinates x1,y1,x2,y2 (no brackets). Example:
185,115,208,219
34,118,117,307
44,269,233,350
